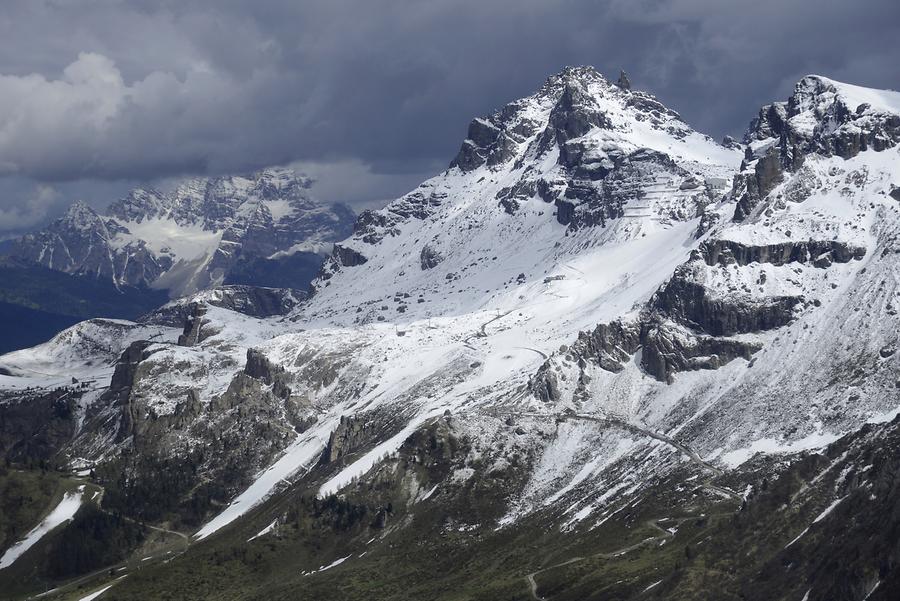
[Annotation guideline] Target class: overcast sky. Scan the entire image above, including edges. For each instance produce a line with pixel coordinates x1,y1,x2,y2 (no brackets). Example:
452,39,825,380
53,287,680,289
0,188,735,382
0,0,897,236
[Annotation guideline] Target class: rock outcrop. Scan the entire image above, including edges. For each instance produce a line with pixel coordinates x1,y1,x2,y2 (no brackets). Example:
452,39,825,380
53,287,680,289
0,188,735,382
320,415,376,465
744,75,900,168
244,349,292,400
651,268,801,337
419,245,444,270
177,304,209,346
96,340,154,443
332,244,368,268
701,239,866,267
732,146,784,222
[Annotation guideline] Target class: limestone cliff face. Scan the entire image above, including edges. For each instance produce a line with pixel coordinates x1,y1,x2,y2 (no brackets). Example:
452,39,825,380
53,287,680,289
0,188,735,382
320,415,376,465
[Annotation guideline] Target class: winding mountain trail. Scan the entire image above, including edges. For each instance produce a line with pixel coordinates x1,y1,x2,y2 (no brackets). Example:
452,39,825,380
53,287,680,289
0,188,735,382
523,517,697,600
566,413,727,478
517,411,743,599
513,346,549,360
503,410,732,483
26,479,192,601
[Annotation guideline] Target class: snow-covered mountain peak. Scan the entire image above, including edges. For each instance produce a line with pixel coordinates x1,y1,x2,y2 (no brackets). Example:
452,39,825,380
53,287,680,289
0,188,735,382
312,67,739,327
793,75,900,119
11,167,355,295
60,200,106,233
745,75,900,171
449,65,724,178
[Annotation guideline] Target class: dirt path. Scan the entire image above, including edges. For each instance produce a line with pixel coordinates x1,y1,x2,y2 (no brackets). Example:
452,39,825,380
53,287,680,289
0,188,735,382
514,346,549,360
514,411,742,600
27,480,192,600
566,413,725,476
462,309,517,346
524,517,691,600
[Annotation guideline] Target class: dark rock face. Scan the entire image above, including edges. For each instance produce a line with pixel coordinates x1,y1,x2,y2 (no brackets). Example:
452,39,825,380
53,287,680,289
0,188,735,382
95,340,154,443
0,387,79,463
746,103,789,144
733,146,784,222
570,320,642,373
244,348,292,400
496,180,538,214
640,318,760,383
701,239,866,268
172,389,203,429
890,187,900,201
722,135,741,150
419,245,444,270
320,415,376,465
314,243,370,289
332,244,368,268
204,286,304,318
652,269,801,337
450,116,521,172
530,363,562,403
554,198,577,226
615,70,631,91
744,76,900,167
541,82,612,150
351,186,448,247
535,311,762,388
554,149,686,229
177,304,209,346
450,119,500,171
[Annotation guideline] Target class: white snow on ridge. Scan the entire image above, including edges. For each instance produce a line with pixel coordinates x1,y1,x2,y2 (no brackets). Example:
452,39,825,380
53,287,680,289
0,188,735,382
717,430,842,469
248,520,278,542
194,424,333,540
0,487,85,569
304,554,351,576
76,578,126,601
813,496,846,523
111,218,222,262
812,75,900,116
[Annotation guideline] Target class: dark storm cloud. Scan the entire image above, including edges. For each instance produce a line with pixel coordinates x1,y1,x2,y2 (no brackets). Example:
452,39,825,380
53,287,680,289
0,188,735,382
0,0,897,231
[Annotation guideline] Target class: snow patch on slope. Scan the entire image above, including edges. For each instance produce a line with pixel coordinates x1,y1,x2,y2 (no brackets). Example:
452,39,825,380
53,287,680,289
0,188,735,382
0,486,85,569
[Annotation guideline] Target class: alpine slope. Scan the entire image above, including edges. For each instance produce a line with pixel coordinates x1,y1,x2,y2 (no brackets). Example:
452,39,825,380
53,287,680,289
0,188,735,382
1,66,899,600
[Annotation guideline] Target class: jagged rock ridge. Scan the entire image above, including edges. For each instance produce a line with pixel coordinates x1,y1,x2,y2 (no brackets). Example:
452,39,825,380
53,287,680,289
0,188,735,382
11,168,355,297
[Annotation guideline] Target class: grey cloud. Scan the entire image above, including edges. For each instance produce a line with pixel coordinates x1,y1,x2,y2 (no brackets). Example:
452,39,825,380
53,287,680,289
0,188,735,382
0,0,896,233
0,182,59,232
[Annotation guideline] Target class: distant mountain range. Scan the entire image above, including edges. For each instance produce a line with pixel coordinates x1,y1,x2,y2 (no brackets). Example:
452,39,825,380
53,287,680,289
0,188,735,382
0,168,354,352
9,168,354,296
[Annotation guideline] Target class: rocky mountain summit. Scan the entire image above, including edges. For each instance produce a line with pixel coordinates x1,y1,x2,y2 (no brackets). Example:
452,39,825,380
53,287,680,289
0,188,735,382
10,168,355,297
1,68,899,600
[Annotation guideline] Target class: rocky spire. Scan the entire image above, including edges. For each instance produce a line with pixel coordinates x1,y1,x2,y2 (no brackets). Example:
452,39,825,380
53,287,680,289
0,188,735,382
616,70,631,91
